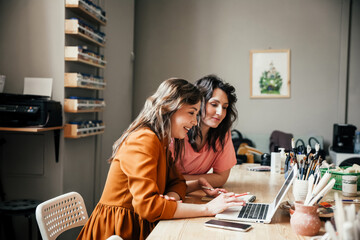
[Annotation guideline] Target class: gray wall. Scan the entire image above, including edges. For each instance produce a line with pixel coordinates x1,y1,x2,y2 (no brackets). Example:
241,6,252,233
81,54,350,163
0,0,65,196
348,0,360,128
133,0,360,153
97,0,134,201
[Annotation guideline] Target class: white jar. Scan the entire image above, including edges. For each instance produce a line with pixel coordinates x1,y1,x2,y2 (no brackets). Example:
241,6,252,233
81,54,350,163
342,175,358,197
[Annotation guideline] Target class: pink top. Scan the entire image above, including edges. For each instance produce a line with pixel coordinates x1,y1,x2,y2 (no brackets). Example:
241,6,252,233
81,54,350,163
171,131,237,175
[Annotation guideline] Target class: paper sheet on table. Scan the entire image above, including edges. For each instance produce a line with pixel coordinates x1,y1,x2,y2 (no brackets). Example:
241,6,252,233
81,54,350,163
24,77,53,97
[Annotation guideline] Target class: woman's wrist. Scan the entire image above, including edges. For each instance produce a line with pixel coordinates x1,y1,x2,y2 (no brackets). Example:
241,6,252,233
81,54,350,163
202,203,212,216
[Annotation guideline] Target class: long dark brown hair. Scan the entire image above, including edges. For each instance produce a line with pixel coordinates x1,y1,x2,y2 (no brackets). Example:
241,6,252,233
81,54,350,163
188,74,237,152
109,78,202,162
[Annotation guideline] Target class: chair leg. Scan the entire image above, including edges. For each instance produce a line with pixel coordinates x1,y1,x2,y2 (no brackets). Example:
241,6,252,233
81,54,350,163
27,215,32,240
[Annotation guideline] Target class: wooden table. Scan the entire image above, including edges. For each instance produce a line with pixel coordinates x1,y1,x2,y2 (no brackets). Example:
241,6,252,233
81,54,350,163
147,164,359,240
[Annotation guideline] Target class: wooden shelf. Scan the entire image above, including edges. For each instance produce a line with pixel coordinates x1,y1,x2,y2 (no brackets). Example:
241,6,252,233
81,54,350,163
65,73,106,90
65,0,106,26
65,57,105,68
0,126,63,132
64,123,105,138
65,19,105,47
65,46,106,68
65,109,103,113
67,32,105,48
0,126,64,162
64,98,105,112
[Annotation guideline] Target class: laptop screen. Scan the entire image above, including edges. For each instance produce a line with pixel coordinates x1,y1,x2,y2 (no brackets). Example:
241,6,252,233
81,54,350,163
273,166,295,207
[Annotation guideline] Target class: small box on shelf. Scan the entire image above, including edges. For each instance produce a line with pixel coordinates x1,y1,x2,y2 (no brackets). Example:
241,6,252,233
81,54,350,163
65,120,105,138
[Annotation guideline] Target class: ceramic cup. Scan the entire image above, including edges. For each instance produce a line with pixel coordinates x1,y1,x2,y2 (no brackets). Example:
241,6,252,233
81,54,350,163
292,179,308,202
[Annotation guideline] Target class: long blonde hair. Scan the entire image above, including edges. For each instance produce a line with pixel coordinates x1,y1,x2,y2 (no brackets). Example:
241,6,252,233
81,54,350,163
109,78,202,162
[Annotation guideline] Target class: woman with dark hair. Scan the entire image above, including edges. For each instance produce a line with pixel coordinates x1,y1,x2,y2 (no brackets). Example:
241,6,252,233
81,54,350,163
77,78,244,240
172,74,238,188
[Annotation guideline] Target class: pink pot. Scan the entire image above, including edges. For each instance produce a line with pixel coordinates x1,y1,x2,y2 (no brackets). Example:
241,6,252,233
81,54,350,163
290,201,321,236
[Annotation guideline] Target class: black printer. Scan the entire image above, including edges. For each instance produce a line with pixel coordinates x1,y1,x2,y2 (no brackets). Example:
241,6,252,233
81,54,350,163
0,93,62,127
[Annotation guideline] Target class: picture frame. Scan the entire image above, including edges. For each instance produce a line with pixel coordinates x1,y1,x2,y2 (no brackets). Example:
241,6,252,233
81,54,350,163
250,49,290,98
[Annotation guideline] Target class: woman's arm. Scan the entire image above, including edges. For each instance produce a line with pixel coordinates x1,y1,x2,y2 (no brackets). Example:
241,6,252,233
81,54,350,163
182,168,231,187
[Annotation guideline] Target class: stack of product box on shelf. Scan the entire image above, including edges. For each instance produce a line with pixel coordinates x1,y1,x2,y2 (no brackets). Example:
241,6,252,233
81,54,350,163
65,0,107,139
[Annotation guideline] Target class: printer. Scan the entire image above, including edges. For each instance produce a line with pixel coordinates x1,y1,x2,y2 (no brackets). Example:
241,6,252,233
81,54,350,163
0,93,62,127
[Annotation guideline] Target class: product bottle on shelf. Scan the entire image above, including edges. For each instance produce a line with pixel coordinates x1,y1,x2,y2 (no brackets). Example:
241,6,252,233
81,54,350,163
354,131,360,154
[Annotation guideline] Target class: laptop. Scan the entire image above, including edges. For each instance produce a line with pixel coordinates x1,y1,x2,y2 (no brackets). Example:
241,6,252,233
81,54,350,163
215,165,298,223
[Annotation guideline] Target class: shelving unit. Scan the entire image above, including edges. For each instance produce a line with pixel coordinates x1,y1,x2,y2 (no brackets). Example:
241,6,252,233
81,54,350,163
65,0,106,139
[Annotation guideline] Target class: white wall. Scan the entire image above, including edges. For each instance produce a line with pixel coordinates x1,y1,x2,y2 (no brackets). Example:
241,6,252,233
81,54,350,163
133,0,359,153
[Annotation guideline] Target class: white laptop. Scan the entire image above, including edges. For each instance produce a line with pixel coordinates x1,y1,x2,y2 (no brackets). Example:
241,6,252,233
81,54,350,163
216,165,298,223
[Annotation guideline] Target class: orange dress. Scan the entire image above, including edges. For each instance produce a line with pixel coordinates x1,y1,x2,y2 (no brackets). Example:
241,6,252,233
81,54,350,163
77,128,187,240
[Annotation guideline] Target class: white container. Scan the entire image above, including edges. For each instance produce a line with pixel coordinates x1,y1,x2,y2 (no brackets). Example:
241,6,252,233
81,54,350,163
292,179,308,202
342,175,357,197
0,75,5,93
271,152,281,174
279,148,286,173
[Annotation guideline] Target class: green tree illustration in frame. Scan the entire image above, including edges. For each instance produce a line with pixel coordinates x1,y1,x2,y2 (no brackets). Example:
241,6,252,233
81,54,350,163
250,49,290,98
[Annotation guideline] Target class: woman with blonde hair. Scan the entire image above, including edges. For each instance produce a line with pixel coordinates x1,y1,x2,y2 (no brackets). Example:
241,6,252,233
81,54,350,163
77,78,244,240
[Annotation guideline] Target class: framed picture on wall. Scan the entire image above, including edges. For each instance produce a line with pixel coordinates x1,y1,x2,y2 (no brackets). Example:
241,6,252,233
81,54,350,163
250,49,290,98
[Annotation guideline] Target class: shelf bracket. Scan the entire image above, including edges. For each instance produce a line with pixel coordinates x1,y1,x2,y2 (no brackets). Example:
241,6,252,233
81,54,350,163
54,129,60,163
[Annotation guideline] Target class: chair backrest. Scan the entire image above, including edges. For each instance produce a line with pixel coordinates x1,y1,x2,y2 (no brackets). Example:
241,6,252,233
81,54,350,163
35,192,88,240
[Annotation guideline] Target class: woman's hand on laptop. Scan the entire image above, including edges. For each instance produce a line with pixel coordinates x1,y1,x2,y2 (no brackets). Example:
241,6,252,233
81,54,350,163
204,193,246,215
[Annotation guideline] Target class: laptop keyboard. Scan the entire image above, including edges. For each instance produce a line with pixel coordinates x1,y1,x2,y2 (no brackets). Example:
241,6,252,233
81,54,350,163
238,203,269,220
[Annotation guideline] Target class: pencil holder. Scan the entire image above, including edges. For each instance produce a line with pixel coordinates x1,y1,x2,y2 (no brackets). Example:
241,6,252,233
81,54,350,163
292,179,308,202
